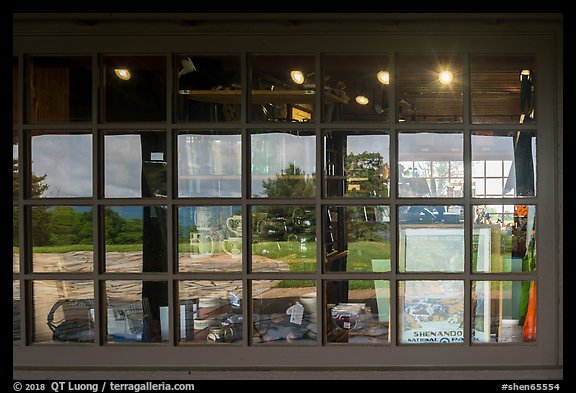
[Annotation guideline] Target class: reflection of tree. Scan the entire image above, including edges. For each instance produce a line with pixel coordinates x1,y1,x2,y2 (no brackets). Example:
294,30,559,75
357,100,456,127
105,209,143,245
344,152,388,197
13,159,48,198
262,163,315,198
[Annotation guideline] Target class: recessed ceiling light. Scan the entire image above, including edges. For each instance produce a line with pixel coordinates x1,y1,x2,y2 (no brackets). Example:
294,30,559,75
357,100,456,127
438,70,453,85
290,70,305,84
377,70,390,85
355,95,369,105
114,68,131,81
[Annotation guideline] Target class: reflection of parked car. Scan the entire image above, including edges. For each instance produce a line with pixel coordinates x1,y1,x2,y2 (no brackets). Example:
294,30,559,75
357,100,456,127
399,206,463,225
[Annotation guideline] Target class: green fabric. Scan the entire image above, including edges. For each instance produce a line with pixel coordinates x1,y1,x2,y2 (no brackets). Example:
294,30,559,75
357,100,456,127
518,237,535,326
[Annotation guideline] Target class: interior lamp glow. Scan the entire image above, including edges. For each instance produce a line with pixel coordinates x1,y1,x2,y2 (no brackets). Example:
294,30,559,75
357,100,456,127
355,95,370,105
290,70,305,84
520,69,531,81
114,68,131,81
438,70,453,85
377,70,390,85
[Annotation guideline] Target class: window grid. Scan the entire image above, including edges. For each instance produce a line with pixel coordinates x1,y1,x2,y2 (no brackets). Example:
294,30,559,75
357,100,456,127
12,51,540,350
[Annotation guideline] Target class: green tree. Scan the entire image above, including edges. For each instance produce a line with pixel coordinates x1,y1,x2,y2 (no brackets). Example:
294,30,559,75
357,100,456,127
344,152,389,197
48,206,77,246
262,163,315,198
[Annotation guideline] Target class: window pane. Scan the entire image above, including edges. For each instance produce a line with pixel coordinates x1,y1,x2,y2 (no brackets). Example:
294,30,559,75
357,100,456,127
323,55,389,122
398,280,464,344
250,55,315,122
471,55,536,124
105,131,167,198
252,280,317,345
398,132,463,198
324,131,390,198
251,205,316,273
30,132,92,198
13,57,18,122
177,132,241,198
105,206,167,273
178,206,242,272
396,54,463,123
326,280,390,344
473,205,536,273
13,280,20,343
175,54,241,122
325,206,390,272
399,205,464,272
101,56,166,122
32,206,93,273
178,280,243,344
251,130,315,198
471,131,536,197
27,56,92,122
13,130,18,199
13,206,19,273
32,280,94,343
105,280,168,343
472,281,537,343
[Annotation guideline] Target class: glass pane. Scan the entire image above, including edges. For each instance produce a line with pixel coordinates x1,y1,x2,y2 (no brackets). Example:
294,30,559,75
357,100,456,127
104,131,167,198
325,206,390,273
178,206,242,272
398,205,464,272
323,55,389,122
32,280,94,343
27,56,92,122
105,206,167,273
101,56,166,122
13,206,19,273
13,280,20,343
13,57,18,122
178,280,243,344
326,280,390,344
252,280,317,345
250,55,315,122
473,205,536,273
471,55,536,124
177,132,241,197
251,205,316,273
396,54,463,123
251,130,315,198
175,54,241,122
324,131,390,198
472,131,537,198
398,132,463,198
106,280,168,343
30,132,92,198
398,280,464,344
472,281,537,343
32,206,93,272
13,130,18,199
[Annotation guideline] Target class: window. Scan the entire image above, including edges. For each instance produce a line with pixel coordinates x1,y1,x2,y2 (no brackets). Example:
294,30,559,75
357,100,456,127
12,30,558,370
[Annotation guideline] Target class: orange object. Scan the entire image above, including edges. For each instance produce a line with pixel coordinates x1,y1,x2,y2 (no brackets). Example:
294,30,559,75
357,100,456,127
523,282,537,342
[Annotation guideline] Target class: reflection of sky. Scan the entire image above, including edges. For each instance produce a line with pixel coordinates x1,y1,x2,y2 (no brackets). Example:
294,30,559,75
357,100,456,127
31,134,92,197
347,135,389,160
251,133,315,196
399,133,463,161
178,134,241,197
105,135,143,198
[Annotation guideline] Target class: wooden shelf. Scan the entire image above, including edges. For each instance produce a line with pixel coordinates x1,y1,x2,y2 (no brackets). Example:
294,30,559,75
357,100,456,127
179,89,349,105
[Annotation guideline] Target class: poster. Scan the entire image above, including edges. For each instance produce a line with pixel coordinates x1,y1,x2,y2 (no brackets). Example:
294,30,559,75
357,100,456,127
399,280,464,344
400,228,464,272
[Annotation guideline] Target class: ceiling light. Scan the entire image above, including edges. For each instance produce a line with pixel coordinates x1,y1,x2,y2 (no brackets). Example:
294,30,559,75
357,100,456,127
290,70,305,84
438,70,453,85
114,68,131,81
377,70,390,85
355,95,369,105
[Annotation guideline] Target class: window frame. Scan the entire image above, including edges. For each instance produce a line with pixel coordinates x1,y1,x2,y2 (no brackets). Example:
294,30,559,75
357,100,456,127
13,31,560,369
